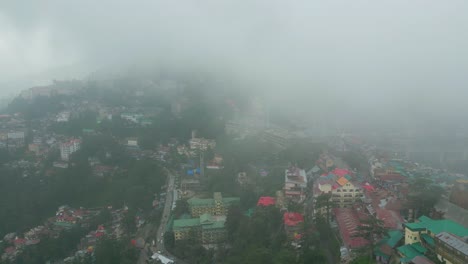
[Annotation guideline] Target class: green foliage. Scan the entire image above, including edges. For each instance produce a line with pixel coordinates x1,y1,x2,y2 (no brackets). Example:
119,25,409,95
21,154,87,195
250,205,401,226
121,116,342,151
0,149,10,165
50,111,98,136
94,238,139,264
122,208,137,234
302,249,327,263
352,215,386,261
406,176,444,218
7,96,64,119
278,141,324,169
164,231,175,250
315,193,335,224
15,226,88,264
225,205,243,240
0,154,165,238
172,239,214,264
173,199,189,218
350,255,376,264
338,151,367,172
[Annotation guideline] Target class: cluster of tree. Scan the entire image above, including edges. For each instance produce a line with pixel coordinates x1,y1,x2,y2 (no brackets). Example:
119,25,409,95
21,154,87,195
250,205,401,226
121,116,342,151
1,226,88,264
7,96,64,120
167,204,329,264
406,176,444,219
67,238,139,264
0,147,165,239
337,151,368,173
49,111,98,136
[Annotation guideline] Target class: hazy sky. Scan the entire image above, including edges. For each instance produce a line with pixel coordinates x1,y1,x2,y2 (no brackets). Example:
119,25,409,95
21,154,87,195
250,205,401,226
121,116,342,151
1,1,468,123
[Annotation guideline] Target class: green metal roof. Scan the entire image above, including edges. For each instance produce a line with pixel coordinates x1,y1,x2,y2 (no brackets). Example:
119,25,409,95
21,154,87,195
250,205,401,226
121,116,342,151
200,213,213,224
420,234,434,247
410,242,427,254
397,244,422,259
173,218,200,230
245,208,255,217
399,257,413,263
202,220,225,230
187,196,240,207
404,222,425,231
387,230,403,248
417,215,468,237
222,197,240,204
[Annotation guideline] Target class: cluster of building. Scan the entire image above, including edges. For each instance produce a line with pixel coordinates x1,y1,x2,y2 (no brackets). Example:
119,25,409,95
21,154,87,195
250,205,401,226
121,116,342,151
327,137,468,263
63,207,129,263
19,81,80,100
60,138,82,161
189,131,216,152
394,215,468,264
0,115,26,150
1,205,100,262
172,192,239,245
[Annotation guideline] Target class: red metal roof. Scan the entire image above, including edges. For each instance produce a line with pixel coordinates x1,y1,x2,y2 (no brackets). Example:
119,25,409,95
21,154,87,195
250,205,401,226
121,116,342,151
257,196,276,206
331,168,352,177
376,208,404,230
333,208,369,249
283,212,304,226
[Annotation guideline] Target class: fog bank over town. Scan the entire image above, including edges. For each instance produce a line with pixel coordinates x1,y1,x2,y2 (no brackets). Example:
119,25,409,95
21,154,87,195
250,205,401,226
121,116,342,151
1,1,468,128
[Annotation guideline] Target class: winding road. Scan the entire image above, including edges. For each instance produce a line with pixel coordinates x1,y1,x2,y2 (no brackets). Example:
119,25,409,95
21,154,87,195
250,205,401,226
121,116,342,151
138,169,186,264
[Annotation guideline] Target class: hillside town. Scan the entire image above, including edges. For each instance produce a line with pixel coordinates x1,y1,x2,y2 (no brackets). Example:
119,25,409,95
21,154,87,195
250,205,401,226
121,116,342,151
0,79,467,264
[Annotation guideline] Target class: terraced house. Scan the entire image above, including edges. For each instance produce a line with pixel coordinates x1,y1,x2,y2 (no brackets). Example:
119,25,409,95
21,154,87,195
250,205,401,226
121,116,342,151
187,192,240,217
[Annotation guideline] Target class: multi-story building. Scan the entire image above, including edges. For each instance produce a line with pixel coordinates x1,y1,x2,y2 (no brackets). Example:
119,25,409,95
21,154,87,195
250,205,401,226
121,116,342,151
187,192,240,217
313,168,363,209
126,138,139,147
284,167,308,203
398,216,468,262
56,111,70,122
7,131,25,149
173,213,227,244
330,179,364,208
120,113,143,123
403,216,468,245
435,232,468,264
60,139,81,161
189,137,216,151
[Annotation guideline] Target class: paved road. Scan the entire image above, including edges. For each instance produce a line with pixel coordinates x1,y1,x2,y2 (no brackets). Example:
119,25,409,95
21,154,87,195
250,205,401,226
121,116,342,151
137,169,176,264
155,169,175,253
145,169,187,264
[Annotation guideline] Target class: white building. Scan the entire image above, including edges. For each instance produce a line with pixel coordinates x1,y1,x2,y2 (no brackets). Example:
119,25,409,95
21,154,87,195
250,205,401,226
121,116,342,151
126,138,139,147
151,253,174,264
56,111,70,122
60,139,81,161
189,138,216,151
120,113,143,123
7,131,25,148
